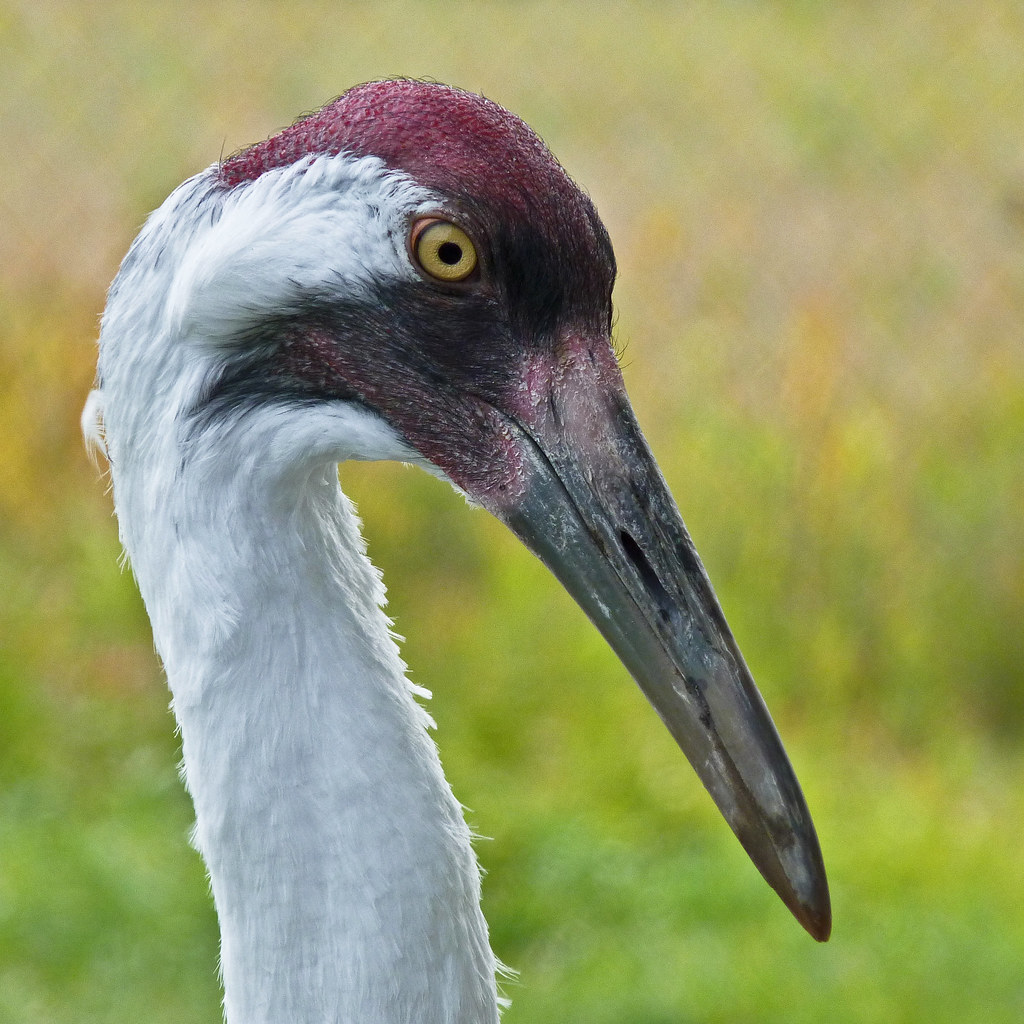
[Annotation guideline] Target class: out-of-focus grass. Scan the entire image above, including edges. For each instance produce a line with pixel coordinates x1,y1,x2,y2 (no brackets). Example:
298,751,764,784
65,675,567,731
1,2,1022,1022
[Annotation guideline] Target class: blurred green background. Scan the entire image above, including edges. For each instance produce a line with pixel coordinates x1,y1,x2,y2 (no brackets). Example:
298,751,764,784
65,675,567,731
2,2,1022,1021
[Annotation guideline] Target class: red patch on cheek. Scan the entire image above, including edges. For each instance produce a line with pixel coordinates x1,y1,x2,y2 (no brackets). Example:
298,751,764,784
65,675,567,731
279,327,529,505
277,329,354,394
413,401,529,507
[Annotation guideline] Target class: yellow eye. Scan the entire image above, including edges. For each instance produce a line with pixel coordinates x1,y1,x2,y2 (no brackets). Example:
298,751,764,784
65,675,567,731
410,219,478,282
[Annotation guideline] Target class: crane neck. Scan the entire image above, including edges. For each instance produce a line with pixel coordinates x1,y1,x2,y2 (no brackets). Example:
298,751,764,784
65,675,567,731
108,397,501,1024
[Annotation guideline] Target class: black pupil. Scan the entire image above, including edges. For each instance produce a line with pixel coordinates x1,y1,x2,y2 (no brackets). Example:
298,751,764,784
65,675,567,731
437,241,463,265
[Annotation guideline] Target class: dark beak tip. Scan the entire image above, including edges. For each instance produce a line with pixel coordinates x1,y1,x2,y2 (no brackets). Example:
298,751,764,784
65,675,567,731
750,826,831,941
784,874,832,942
796,897,832,942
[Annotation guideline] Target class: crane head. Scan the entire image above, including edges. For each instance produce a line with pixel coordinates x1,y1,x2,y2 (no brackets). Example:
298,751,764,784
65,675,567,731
117,80,831,941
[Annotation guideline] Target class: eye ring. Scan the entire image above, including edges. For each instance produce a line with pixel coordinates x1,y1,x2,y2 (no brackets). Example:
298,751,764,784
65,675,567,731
410,218,478,282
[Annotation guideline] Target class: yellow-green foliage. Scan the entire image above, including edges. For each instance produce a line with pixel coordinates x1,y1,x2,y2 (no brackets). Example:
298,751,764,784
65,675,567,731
1,3,1022,1021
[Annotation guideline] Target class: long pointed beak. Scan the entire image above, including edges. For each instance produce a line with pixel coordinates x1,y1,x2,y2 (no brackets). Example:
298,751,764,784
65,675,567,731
484,340,831,941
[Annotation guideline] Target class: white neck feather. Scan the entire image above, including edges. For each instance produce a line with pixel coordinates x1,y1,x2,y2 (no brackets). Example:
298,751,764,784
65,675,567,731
91,157,502,1023
170,423,498,1024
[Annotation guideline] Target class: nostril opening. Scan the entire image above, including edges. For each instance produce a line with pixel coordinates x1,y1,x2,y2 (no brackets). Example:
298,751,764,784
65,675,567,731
619,530,672,623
